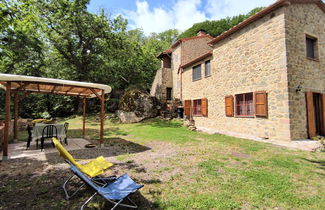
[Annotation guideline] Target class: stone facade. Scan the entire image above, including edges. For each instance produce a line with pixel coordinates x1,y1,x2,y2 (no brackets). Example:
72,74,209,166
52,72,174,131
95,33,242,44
285,3,325,139
182,7,291,141
150,67,173,101
151,1,325,142
151,32,213,101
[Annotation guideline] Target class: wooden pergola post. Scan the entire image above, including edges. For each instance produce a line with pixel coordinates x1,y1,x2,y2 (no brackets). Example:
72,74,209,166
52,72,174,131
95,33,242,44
13,93,19,141
82,97,86,137
100,89,105,146
3,82,11,160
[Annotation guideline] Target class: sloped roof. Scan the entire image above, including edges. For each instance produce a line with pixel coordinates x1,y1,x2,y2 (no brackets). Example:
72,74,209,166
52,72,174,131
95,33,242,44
208,0,325,45
0,73,111,98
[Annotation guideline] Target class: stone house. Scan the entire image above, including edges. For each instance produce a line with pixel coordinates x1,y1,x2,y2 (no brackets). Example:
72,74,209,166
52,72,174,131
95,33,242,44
151,0,325,141
150,30,213,102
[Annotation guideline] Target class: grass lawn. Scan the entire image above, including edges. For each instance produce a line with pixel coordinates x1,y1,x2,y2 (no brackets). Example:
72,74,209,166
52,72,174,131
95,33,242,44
1,116,324,209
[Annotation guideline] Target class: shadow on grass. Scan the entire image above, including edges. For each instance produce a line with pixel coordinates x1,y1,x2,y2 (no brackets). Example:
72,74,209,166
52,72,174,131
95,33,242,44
0,156,155,209
301,158,325,170
45,137,151,165
134,118,183,128
68,128,129,139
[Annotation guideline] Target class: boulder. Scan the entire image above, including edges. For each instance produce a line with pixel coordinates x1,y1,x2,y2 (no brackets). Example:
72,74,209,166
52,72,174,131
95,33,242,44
118,89,161,123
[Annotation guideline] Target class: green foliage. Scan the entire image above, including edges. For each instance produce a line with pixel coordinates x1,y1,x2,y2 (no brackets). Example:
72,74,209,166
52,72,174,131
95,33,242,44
178,7,264,39
0,1,261,118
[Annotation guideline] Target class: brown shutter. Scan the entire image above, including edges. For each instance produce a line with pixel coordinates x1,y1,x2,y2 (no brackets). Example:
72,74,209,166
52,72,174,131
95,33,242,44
255,91,268,117
306,92,316,138
225,96,234,117
321,94,325,136
184,100,192,116
202,98,208,117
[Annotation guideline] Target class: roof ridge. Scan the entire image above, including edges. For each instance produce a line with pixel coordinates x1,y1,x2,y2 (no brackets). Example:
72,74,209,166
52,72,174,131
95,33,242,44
208,0,325,45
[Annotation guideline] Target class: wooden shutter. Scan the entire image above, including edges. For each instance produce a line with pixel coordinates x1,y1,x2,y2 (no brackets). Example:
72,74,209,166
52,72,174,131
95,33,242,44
225,96,234,117
321,94,325,136
202,98,208,117
255,91,268,117
306,92,316,138
184,100,192,116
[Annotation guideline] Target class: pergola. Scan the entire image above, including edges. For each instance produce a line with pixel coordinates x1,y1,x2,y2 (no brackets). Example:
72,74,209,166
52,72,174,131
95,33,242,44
0,73,112,160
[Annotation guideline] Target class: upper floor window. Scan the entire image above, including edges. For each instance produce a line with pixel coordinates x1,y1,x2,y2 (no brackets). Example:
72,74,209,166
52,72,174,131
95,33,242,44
205,60,211,77
306,35,318,60
192,64,201,81
235,92,254,117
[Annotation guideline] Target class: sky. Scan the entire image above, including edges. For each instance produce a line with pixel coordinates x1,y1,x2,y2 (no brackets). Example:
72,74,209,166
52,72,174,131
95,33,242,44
87,0,276,35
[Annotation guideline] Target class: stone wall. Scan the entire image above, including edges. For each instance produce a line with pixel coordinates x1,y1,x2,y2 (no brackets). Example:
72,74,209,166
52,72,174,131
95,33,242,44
171,46,182,99
182,7,292,141
152,35,212,101
285,3,325,139
150,67,172,100
181,36,213,66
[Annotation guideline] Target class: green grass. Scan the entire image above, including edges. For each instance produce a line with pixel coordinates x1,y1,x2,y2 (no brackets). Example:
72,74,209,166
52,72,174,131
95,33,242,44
14,116,325,209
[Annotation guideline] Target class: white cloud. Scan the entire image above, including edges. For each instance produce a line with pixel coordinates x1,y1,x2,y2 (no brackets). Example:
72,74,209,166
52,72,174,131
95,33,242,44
123,0,277,35
123,0,207,35
206,0,275,20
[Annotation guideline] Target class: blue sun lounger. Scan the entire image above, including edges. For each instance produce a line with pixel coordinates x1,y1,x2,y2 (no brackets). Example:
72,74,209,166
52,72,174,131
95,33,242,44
68,161,144,210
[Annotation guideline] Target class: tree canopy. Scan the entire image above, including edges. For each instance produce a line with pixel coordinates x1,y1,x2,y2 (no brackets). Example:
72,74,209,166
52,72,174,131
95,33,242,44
0,0,263,118
178,7,264,39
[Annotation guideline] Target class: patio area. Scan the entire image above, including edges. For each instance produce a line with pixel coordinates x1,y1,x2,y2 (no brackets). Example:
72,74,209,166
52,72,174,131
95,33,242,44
0,138,91,160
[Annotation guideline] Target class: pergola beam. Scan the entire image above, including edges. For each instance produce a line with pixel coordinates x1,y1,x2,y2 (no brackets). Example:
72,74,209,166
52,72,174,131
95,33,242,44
100,89,105,145
90,88,101,100
51,85,58,93
13,93,19,141
12,90,91,98
3,82,11,160
83,97,86,137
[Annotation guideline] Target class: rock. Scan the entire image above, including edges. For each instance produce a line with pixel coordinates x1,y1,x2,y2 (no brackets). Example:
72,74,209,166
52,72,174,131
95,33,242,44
118,88,162,123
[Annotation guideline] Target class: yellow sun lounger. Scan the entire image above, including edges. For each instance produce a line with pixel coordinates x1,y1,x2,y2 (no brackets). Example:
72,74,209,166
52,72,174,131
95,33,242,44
52,138,115,200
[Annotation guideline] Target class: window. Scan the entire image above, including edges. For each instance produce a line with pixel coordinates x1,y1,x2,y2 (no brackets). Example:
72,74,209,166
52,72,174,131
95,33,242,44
192,64,201,81
306,35,318,59
235,93,254,116
205,60,211,77
166,88,172,100
193,99,202,116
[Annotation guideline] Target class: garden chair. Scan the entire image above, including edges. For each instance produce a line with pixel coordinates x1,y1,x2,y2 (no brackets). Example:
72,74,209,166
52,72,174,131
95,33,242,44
64,122,69,145
52,138,114,199
39,125,58,151
67,161,143,210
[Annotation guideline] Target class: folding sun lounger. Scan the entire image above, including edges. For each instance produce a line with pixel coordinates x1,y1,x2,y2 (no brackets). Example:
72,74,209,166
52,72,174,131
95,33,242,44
68,161,144,210
52,138,114,199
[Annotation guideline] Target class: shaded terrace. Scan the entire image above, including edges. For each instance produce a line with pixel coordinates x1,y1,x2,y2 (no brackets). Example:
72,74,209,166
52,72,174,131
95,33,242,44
0,73,111,160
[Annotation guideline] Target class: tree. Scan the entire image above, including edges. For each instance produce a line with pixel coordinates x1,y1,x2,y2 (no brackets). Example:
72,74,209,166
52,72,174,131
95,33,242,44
178,7,264,39
0,0,44,76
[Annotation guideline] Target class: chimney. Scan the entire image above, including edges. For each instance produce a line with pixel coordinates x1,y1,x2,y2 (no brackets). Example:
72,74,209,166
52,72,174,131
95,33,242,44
197,29,207,36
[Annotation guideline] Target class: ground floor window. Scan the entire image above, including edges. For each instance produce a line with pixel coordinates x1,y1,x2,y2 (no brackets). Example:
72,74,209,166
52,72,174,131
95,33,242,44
193,99,202,116
235,92,254,116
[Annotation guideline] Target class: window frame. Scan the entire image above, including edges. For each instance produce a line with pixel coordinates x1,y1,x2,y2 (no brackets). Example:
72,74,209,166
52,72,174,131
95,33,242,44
192,64,202,81
193,99,202,116
235,92,254,117
205,60,211,77
305,34,319,61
